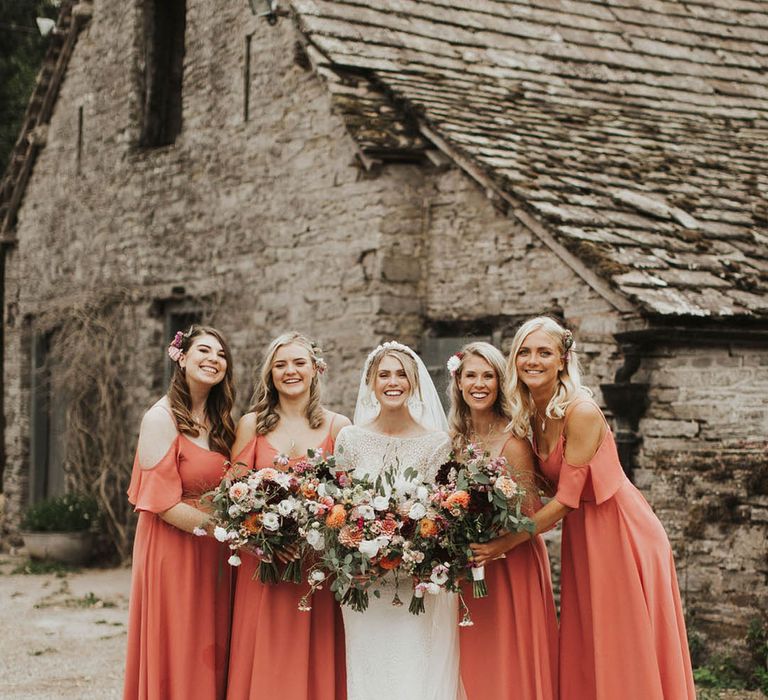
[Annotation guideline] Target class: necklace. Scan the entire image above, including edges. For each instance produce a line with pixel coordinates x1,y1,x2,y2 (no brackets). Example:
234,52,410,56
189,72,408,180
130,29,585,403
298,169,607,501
190,411,208,431
534,409,546,433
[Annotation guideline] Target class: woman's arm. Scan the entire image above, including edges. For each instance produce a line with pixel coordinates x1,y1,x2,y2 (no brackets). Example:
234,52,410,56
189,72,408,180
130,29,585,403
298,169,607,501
469,498,572,565
137,405,216,536
231,412,257,461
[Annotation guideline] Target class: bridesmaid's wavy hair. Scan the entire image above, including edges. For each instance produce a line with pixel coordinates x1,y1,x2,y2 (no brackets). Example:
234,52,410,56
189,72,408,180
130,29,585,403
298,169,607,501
168,325,236,456
504,316,590,439
364,348,422,401
250,332,325,435
447,341,510,453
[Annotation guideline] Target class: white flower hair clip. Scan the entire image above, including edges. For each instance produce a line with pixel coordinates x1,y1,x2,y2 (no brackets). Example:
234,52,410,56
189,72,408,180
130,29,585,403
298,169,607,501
446,352,464,376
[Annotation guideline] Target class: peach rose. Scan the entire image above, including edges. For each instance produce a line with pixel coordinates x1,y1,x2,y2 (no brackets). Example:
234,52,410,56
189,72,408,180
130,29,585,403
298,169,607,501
325,504,347,529
444,490,470,509
300,482,318,499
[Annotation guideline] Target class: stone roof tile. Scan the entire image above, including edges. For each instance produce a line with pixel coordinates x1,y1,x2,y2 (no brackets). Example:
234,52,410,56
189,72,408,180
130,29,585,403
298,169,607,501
291,0,768,319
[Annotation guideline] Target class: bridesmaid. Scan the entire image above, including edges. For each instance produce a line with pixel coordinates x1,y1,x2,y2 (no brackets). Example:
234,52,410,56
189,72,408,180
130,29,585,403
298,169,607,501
226,332,349,700
471,317,696,700
447,342,558,700
124,325,236,700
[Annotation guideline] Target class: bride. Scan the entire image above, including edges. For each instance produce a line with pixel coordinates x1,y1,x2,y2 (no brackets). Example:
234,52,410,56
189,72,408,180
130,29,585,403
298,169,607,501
334,341,465,700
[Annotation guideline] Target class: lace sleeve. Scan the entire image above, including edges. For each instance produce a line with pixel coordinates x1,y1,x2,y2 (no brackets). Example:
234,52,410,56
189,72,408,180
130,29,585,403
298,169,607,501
333,425,356,472
424,432,452,483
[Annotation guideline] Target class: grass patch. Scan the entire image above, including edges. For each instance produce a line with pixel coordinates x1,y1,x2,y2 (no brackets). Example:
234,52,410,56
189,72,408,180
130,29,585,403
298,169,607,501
11,559,80,576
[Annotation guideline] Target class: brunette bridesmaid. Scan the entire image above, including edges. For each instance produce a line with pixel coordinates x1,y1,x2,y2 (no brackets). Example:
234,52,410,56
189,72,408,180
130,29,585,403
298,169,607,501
447,342,558,700
124,326,236,700
226,332,349,700
471,317,695,700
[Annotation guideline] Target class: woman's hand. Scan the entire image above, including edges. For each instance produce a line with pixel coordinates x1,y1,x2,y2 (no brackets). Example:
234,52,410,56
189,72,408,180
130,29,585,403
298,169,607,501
470,531,529,567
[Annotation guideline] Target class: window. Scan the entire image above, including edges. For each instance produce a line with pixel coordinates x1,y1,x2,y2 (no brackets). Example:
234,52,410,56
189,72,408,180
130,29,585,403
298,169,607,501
140,0,186,147
29,331,67,502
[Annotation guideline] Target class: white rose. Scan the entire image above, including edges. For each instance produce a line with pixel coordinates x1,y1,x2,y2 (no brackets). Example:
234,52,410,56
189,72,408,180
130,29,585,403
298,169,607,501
228,504,242,518
277,499,296,516
408,502,427,521
261,512,280,531
274,472,291,489
228,553,242,567
228,483,249,501
416,485,430,503
305,529,324,550
373,495,390,511
213,526,229,542
358,538,385,558
310,570,326,583
356,505,375,521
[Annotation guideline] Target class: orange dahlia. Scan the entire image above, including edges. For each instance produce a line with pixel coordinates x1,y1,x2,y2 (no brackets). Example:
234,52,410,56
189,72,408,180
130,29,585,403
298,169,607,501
325,504,347,529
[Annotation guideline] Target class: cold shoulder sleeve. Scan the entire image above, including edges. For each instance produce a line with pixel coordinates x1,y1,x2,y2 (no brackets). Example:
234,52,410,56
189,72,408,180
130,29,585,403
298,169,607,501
554,434,626,510
127,437,183,513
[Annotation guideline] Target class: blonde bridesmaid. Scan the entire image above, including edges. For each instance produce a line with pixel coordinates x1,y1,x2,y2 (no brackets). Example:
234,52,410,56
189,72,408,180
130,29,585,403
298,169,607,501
447,342,558,699
124,326,236,700
471,317,695,700
226,332,349,700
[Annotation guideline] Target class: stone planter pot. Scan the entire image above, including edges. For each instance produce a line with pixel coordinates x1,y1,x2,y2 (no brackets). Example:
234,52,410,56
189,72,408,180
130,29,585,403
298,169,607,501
21,530,93,565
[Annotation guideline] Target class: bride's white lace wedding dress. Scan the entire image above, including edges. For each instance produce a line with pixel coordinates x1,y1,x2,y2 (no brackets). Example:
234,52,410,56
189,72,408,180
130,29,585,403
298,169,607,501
335,425,464,700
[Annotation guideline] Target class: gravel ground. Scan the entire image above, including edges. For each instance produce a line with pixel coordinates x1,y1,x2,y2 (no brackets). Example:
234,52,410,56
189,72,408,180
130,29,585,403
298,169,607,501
0,554,764,700
0,555,129,699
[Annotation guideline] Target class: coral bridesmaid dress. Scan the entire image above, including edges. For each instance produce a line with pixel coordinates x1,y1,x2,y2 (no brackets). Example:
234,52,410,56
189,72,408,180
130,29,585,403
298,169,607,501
537,401,695,700
124,433,233,700
459,438,559,700
226,427,346,700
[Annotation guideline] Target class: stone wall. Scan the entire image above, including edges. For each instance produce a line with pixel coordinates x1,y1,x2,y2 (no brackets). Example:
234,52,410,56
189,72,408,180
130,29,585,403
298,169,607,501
1,1,432,530
635,343,768,659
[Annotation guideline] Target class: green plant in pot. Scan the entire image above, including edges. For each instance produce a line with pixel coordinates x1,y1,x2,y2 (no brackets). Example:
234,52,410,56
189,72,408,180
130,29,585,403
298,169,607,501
21,493,99,565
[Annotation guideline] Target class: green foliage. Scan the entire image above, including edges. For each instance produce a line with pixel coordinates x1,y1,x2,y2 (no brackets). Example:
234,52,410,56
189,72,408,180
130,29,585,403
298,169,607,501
22,492,100,532
0,1,59,172
693,656,745,689
11,558,79,575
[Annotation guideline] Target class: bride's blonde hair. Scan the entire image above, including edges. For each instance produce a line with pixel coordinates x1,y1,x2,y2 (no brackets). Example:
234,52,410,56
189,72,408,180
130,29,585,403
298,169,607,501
504,316,590,439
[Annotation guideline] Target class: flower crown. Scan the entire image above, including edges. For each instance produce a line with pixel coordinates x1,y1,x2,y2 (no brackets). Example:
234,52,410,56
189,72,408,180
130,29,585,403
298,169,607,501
167,330,188,363
364,340,416,374
446,351,464,376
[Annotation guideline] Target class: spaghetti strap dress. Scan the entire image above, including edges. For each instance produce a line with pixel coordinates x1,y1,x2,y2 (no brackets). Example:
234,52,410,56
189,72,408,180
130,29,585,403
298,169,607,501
124,433,233,700
459,437,559,700
226,425,347,700
537,401,695,700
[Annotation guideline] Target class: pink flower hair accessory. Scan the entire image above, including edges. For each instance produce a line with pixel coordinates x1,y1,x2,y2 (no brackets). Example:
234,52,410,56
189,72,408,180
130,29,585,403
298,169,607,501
446,351,464,376
315,357,328,375
167,330,185,363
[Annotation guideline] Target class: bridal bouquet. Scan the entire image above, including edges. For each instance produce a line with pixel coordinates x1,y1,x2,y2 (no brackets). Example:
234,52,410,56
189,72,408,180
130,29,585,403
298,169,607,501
299,463,432,613
434,444,535,600
208,451,331,584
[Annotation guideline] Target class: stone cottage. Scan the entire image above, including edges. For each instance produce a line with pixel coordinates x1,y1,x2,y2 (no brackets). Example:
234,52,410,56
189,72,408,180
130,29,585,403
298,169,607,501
1,0,766,660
